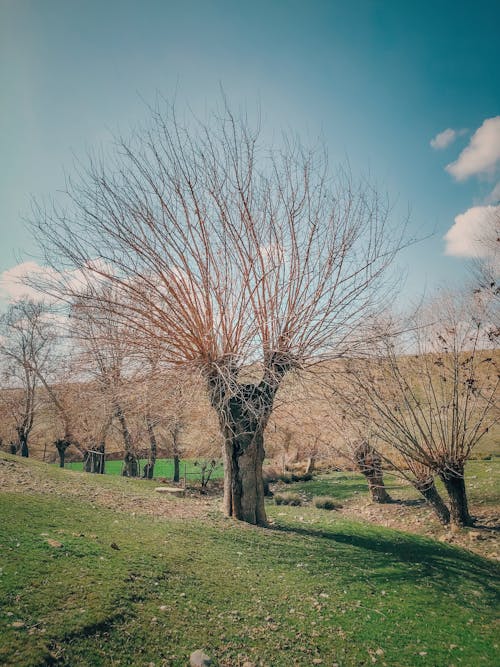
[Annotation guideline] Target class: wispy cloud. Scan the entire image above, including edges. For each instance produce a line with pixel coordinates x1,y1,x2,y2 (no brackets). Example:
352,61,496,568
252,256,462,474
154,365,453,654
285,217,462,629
430,128,458,150
444,204,500,257
484,181,500,205
446,116,500,181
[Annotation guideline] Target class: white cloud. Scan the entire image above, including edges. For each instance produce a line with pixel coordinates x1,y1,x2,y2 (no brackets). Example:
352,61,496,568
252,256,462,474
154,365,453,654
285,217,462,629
0,259,113,306
446,116,500,181
444,204,500,257
430,128,457,150
485,181,500,204
0,262,57,303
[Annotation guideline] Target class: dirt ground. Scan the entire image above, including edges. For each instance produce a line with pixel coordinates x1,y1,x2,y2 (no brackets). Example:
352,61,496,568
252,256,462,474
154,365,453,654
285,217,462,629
1,453,498,561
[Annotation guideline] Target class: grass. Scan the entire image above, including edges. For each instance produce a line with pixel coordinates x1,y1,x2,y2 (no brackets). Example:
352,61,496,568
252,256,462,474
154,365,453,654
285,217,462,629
1,457,499,666
62,457,224,480
282,459,500,508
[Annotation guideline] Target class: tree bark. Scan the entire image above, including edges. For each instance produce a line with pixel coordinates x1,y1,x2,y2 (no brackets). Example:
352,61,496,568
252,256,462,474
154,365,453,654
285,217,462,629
144,416,157,479
173,455,180,483
413,478,450,525
18,432,29,458
114,402,139,477
354,442,392,503
439,463,473,527
55,438,71,468
207,357,286,526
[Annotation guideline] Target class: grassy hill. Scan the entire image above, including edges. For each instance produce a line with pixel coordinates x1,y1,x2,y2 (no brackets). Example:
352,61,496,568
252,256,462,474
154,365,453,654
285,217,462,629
1,453,499,666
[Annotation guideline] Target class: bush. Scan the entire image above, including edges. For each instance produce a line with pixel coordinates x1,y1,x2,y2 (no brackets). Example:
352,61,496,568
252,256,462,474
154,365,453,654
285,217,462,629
313,496,339,511
280,474,293,484
274,492,302,506
291,472,313,482
276,471,313,484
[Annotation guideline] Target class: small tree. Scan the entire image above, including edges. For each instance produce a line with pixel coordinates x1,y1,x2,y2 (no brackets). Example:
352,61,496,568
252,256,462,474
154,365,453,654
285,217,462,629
0,301,54,457
32,100,405,524
70,292,141,476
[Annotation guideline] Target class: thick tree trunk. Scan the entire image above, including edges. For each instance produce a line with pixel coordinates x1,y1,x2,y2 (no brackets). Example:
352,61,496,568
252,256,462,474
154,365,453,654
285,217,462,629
354,442,392,503
439,463,473,527
207,356,288,526
222,421,267,525
413,478,450,525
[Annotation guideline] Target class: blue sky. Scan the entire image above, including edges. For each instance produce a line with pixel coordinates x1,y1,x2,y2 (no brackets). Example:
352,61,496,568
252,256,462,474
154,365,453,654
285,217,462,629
1,0,499,305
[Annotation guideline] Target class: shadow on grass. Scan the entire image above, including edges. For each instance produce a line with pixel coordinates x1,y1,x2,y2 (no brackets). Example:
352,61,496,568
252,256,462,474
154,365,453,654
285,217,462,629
271,521,500,602
282,480,370,501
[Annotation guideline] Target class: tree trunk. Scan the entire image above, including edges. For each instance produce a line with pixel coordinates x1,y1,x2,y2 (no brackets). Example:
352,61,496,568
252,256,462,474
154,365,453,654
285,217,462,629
221,420,267,524
58,447,65,468
83,450,91,472
97,443,105,473
55,439,71,468
207,356,288,526
413,478,450,525
354,442,392,503
114,403,139,477
144,416,157,479
305,456,315,475
122,452,139,477
19,433,29,458
439,463,473,527
173,455,180,483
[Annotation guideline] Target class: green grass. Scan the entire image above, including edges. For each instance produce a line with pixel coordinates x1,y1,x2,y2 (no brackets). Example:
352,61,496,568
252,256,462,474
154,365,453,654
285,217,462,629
283,459,500,507
1,461,499,666
62,457,224,480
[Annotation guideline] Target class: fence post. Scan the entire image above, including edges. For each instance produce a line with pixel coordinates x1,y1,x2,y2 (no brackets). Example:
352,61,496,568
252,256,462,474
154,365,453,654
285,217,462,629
184,463,187,489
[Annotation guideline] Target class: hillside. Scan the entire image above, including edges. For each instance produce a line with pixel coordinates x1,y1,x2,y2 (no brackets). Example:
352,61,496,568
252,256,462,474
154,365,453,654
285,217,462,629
1,453,499,666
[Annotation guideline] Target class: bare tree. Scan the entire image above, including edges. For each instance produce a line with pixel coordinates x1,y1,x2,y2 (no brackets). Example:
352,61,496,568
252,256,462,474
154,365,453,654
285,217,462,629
327,417,451,524
70,292,141,476
0,301,55,457
330,293,499,527
471,207,499,336
32,101,405,524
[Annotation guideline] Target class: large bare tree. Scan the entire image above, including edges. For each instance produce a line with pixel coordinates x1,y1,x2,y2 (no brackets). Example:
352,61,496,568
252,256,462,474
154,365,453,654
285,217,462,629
32,102,405,524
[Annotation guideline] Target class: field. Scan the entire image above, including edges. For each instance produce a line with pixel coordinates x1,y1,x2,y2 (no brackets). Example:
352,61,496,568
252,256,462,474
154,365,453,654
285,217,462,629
62,458,224,481
1,453,499,667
